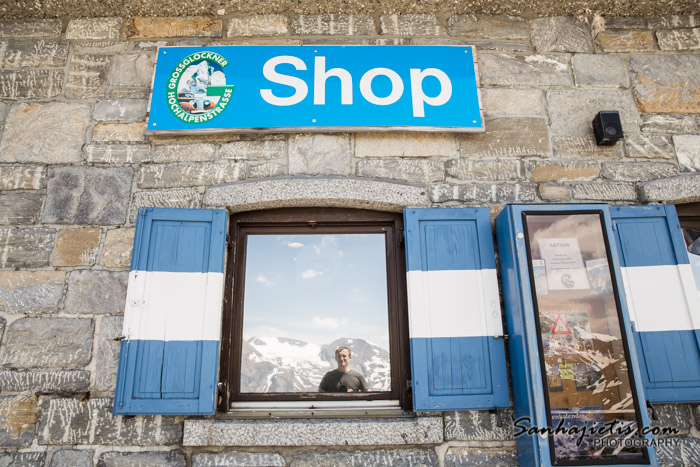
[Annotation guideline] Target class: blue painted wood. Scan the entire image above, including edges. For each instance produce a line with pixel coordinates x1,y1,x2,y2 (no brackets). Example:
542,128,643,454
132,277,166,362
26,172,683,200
496,204,658,467
404,208,496,271
114,340,219,415
114,207,227,415
410,337,508,410
130,207,227,273
611,205,700,403
404,207,508,411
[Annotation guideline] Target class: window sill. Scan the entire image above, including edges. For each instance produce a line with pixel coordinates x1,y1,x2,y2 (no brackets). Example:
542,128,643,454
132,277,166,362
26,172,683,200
183,411,444,447
223,400,409,419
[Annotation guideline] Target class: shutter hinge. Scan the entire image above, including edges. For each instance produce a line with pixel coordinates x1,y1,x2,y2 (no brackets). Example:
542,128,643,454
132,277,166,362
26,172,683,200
646,400,658,420
490,408,504,427
406,379,412,389
217,382,225,395
494,334,509,340
398,228,405,249
225,234,232,249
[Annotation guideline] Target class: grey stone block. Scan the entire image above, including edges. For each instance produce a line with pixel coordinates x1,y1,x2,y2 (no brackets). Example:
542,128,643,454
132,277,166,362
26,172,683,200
72,40,127,55
291,15,375,35
531,17,594,52
630,55,700,114
137,162,246,188
674,135,700,171
357,159,444,182
248,162,286,178
625,135,675,159
0,227,55,268
39,398,182,445
444,447,518,466
152,143,217,162
0,166,46,190
0,370,90,392
444,409,514,440
641,115,697,134
461,118,550,158
649,404,691,435
546,89,640,136
219,141,286,161
66,55,113,99
204,177,428,211
108,53,155,86
183,417,443,446
50,449,93,467
289,134,351,176
0,451,45,466
0,70,64,99
66,18,123,40
0,270,65,313
532,160,603,182
93,99,147,121
355,133,458,158
95,316,123,392
0,317,93,369
647,15,697,29
552,136,624,160
43,166,132,225
602,162,678,181
0,103,90,163
538,184,572,201
0,317,4,345
639,173,700,203
447,15,528,41
228,15,288,36
64,270,128,315
572,54,629,87
0,192,43,224
291,449,439,466
593,16,646,30
446,160,524,181
571,183,637,201
2,40,68,67
481,88,545,118
380,15,444,35
656,437,700,466
430,183,536,203
479,54,571,87
128,189,202,223
0,395,36,447
85,144,151,163
657,28,700,51
97,451,186,467
194,452,286,467
0,19,62,39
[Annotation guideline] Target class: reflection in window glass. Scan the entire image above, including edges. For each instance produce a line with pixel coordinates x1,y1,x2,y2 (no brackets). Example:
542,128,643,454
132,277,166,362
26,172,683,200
240,234,391,393
525,213,646,464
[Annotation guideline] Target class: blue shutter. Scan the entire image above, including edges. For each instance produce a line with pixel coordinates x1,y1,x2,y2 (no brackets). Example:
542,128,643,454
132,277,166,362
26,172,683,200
114,207,228,415
611,205,700,403
404,208,508,411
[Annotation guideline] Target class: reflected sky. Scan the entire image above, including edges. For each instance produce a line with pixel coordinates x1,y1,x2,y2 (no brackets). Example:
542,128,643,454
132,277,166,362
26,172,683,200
242,233,390,350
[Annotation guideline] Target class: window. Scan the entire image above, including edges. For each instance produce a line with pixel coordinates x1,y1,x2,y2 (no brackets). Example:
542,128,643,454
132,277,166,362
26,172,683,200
113,206,509,416
218,208,411,412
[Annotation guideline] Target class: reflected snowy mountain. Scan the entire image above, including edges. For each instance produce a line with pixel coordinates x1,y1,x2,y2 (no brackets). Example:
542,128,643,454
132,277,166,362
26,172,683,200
240,337,390,393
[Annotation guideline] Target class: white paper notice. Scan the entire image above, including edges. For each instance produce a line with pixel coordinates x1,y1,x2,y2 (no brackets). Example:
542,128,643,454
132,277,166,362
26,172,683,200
538,238,591,291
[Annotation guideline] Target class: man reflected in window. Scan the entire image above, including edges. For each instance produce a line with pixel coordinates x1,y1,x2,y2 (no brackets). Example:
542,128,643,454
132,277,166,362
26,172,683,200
318,347,370,393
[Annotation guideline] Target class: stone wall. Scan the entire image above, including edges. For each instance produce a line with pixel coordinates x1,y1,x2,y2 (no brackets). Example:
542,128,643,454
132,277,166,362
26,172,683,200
0,13,699,466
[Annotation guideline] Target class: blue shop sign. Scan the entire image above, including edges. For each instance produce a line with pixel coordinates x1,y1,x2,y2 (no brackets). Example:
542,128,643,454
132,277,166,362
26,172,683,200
146,46,484,133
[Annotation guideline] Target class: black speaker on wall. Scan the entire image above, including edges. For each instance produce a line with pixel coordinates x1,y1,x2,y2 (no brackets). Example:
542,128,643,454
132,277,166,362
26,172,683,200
592,111,624,146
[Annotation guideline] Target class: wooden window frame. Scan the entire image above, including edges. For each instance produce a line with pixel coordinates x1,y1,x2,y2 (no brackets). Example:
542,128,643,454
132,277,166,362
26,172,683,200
218,208,411,412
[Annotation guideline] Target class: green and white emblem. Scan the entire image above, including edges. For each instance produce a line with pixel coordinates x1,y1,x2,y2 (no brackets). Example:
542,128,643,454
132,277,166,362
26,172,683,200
166,51,234,124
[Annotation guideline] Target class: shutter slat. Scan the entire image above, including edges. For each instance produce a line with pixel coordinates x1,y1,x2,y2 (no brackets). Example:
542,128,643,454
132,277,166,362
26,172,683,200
114,207,227,415
404,208,508,411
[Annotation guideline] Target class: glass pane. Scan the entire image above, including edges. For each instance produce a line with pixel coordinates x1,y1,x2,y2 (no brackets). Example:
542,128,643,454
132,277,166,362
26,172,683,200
524,213,646,464
240,233,391,393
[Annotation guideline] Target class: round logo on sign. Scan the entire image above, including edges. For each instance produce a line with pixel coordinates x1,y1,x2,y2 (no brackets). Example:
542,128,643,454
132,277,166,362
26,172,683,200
561,273,575,289
165,51,234,124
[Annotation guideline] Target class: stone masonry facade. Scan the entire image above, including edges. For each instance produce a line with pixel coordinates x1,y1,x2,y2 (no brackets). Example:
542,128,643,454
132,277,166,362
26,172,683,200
0,13,699,467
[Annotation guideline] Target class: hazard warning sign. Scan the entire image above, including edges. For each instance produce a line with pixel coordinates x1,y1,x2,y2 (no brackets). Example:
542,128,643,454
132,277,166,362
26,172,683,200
551,315,573,335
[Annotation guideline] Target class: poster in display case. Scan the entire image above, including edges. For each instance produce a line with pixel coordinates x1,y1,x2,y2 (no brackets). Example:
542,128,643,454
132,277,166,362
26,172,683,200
496,204,657,467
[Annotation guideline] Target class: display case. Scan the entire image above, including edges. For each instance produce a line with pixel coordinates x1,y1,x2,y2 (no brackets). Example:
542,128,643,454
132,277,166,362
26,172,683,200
496,204,657,467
